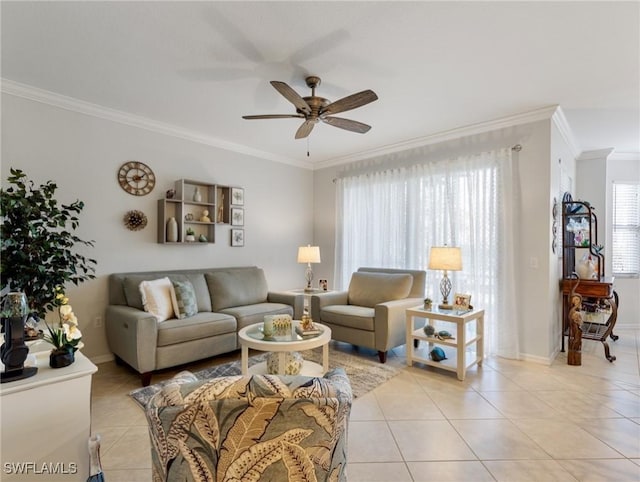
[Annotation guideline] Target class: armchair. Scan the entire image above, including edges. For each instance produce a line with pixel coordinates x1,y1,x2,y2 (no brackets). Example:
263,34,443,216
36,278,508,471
145,369,352,481
311,267,426,363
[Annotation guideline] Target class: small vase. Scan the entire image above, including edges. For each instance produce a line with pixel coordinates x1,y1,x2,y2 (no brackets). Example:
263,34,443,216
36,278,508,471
50,348,74,369
193,187,202,203
166,217,178,242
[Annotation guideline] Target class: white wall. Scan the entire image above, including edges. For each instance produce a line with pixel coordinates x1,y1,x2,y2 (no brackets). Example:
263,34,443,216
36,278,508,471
314,119,558,362
605,157,640,327
1,93,314,361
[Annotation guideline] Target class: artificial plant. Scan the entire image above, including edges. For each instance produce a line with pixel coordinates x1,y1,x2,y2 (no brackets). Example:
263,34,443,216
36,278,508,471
0,168,96,316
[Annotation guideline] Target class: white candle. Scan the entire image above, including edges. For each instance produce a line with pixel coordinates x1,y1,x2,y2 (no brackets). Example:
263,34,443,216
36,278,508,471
263,316,274,337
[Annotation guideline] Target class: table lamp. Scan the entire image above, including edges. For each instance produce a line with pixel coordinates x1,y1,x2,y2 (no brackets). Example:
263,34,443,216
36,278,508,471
297,245,321,292
428,246,462,310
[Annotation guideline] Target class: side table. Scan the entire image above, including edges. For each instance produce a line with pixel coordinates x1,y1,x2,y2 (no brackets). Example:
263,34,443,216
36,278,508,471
286,288,334,313
406,306,484,381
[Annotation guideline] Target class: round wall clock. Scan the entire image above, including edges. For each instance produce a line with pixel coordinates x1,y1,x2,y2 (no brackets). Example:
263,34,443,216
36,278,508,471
118,161,156,196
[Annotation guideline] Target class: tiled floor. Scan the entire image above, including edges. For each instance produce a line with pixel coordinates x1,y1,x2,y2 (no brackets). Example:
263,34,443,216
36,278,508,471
91,328,640,481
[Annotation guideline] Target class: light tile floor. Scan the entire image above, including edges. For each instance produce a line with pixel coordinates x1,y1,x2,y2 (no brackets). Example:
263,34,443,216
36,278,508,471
91,327,640,481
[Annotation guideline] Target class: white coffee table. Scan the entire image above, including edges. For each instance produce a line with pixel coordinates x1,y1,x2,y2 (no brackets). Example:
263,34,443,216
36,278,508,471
238,321,331,376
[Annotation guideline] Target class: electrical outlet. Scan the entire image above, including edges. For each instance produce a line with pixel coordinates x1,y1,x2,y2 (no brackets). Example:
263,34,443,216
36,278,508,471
95,316,103,328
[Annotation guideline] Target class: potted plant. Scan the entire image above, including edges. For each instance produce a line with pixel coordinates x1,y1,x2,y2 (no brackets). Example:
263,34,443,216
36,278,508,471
185,227,196,242
424,297,433,311
0,169,96,318
44,287,82,368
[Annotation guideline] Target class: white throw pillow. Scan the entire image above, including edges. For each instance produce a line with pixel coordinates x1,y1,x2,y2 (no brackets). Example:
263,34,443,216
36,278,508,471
139,277,178,322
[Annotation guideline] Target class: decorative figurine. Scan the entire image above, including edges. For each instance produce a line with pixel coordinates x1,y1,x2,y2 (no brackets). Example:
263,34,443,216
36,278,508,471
200,210,211,222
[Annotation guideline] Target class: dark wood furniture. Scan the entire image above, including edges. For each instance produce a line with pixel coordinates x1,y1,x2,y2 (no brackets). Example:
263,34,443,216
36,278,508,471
560,193,618,362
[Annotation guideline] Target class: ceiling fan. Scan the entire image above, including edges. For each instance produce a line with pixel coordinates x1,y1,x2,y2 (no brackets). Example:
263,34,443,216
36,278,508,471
242,76,378,139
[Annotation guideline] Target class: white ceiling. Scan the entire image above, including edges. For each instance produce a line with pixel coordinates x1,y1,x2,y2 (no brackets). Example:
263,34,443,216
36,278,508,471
2,1,639,168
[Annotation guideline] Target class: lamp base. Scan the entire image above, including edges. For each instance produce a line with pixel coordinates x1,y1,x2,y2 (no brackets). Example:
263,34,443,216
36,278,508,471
1,366,38,383
438,303,454,310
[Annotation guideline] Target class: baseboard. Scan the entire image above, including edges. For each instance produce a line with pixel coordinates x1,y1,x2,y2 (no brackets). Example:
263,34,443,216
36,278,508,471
88,353,115,365
518,352,555,366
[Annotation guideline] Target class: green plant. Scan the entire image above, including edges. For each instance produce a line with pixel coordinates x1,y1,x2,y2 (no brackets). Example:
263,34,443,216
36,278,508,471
1,168,96,316
186,227,195,235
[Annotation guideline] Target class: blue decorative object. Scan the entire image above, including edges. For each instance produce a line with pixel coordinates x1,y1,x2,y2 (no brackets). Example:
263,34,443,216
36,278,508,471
430,347,447,362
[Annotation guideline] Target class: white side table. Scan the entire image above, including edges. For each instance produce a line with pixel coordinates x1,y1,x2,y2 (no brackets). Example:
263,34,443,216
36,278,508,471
285,288,333,312
1,349,97,480
238,321,331,377
406,306,484,381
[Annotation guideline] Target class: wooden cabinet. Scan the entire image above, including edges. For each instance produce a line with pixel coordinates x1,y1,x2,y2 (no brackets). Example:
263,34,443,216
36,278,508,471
158,180,241,244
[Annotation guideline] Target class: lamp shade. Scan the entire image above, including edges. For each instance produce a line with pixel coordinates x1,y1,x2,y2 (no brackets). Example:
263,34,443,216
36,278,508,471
428,246,462,271
297,245,321,264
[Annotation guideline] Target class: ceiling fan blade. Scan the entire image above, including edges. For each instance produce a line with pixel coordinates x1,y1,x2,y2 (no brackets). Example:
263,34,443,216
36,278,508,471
243,114,305,120
270,81,311,115
295,120,316,139
321,90,378,116
322,116,372,134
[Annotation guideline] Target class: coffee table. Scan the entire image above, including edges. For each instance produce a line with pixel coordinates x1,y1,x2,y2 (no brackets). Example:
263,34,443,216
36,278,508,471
238,321,331,376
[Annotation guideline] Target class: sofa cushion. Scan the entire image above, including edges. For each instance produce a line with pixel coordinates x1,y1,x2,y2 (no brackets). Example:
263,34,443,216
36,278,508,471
206,268,269,311
347,272,413,308
172,280,198,319
139,277,178,322
157,312,237,347
320,305,375,331
219,302,293,331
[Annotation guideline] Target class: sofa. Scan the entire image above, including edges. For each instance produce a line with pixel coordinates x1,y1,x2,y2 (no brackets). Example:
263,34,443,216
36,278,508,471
145,368,352,481
311,267,426,363
106,266,303,386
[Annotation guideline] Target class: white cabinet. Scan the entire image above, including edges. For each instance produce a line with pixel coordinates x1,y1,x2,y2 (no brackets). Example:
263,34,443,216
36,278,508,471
0,350,97,480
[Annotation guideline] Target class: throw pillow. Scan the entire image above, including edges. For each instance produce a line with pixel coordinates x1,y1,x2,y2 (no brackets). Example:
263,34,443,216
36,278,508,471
172,280,198,319
139,277,178,322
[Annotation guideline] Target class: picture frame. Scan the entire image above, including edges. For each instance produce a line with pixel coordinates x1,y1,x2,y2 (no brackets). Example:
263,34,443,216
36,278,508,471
231,187,244,206
453,293,471,312
231,228,244,247
231,207,244,226
318,279,328,291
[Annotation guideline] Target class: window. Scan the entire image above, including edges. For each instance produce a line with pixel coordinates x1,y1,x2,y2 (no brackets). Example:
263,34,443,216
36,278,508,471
612,182,640,277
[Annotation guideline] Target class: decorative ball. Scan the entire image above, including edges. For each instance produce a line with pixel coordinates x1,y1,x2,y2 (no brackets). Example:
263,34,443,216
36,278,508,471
123,210,147,231
266,351,303,375
423,324,436,336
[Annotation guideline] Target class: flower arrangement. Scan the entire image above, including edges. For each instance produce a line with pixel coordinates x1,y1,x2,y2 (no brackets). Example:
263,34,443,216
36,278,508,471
44,287,82,354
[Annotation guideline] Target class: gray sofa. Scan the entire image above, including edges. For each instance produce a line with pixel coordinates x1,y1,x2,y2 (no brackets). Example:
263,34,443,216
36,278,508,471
106,266,303,386
311,267,426,363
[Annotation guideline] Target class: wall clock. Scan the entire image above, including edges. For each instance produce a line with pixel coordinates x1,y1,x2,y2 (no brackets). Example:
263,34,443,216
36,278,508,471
118,161,156,196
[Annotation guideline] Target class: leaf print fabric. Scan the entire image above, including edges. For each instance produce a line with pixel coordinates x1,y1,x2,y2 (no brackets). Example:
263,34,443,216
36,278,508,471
146,368,352,481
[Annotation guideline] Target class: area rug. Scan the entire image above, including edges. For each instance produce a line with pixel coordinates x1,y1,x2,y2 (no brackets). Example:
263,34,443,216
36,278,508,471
129,347,401,408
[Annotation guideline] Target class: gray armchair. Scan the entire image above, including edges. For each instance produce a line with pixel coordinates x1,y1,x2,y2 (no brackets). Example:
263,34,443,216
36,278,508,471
311,267,426,363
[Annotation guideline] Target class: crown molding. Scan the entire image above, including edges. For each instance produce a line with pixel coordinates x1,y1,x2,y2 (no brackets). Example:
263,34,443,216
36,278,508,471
314,105,562,170
577,148,615,161
609,151,640,162
550,105,581,160
1,78,313,170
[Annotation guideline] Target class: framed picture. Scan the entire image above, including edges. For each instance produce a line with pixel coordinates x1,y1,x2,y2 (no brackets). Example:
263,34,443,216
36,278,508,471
231,228,244,247
453,293,471,312
231,207,244,226
231,187,244,206
318,279,328,291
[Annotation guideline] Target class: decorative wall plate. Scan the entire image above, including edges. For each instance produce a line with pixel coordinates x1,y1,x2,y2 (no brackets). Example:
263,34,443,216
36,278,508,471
124,210,147,231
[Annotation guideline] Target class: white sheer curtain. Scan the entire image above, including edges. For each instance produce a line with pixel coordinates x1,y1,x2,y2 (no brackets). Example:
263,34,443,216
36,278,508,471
334,148,520,358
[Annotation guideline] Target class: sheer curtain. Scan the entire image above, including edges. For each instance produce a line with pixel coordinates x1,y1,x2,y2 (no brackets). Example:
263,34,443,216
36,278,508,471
334,148,520,358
